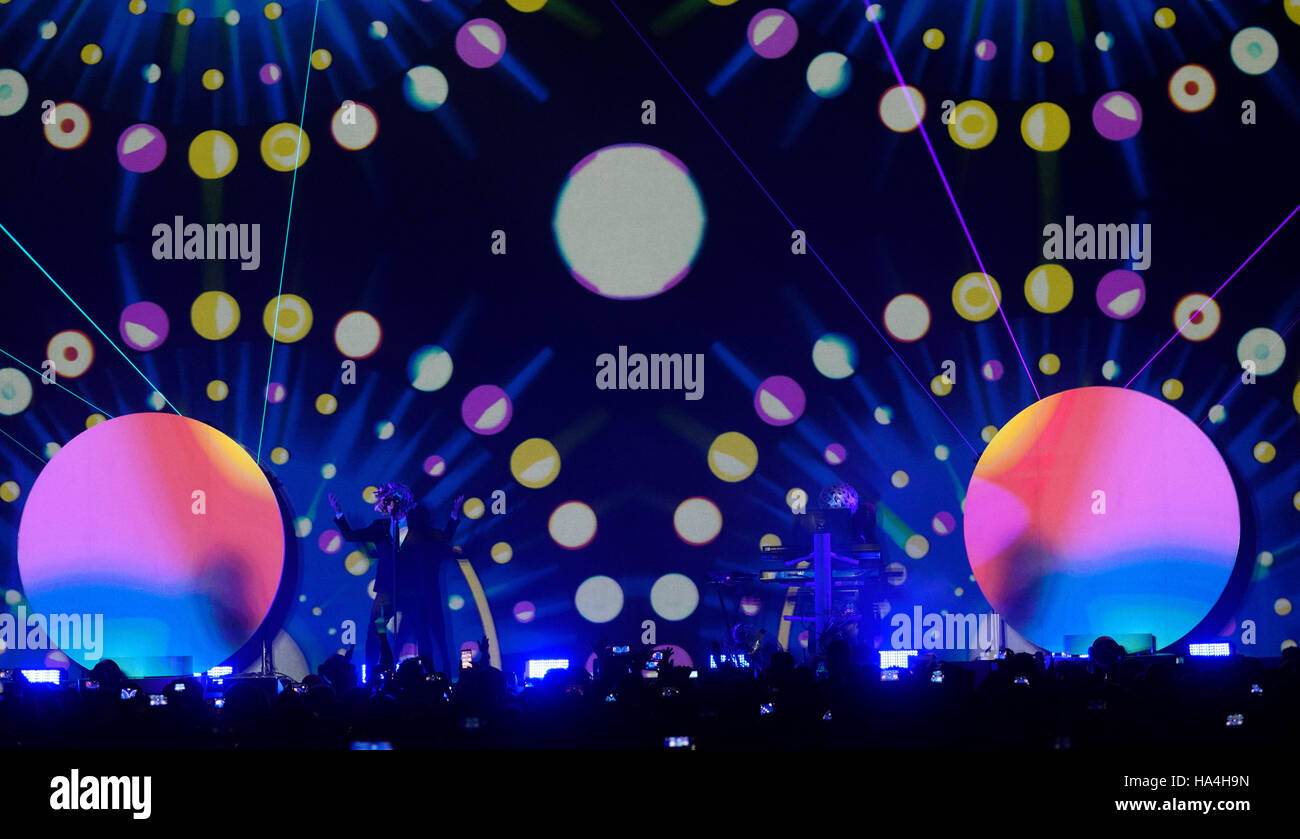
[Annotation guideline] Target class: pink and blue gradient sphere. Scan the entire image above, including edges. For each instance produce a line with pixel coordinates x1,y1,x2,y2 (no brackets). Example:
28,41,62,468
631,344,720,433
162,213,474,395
16,414,285,672
964,387,1239,652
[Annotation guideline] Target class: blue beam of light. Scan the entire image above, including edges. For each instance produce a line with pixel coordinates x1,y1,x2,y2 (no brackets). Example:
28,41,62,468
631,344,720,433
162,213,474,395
0,345,114,419
498,54,549,103
709,341,760,394
705,45,752,98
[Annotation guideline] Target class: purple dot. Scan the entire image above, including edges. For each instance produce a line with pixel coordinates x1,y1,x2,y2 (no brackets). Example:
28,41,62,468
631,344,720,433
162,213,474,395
1091,91,1143,141
461,384,513,435
318,530,342,554
259,63,281,85
1096,269,1147,320
982,360,1004,381
455,18,506,69
266,383,286,403
975,39,997,60
748,9,798,59
513,601,535,623
754,375,806,426
423,455,446,476
933,511,957,535
119,301,169,351
824,443,847,465
116,124,167,173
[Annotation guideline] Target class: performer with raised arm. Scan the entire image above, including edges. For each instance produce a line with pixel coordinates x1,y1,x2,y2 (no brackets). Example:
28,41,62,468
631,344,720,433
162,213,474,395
328,484,465,675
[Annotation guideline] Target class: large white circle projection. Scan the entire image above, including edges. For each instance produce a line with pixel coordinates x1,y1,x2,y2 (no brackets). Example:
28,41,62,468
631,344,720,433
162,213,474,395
16,414,285,672
553,143,706,299
964,387,1239,652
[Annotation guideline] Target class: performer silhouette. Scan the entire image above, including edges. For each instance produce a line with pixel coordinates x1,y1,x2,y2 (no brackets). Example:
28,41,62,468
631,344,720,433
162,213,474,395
328,484,465,675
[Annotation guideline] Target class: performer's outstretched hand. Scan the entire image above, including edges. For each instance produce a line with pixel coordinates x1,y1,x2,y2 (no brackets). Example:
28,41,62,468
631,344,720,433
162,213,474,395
327,493,342,516
450,494,466,520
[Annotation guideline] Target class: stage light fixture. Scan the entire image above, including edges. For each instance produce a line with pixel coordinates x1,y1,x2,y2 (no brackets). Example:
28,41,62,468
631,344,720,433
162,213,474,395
526,658,569,680
21,669,61,684
1188,642,1231,657
879,650,918,669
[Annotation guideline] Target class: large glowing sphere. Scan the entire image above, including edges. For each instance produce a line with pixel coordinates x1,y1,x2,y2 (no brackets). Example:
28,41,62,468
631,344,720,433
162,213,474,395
806,52,851,98
707,431,757,482
403,65,449,111
747,9,798,59
553,144,706,300
812,333,858,378
0,69,30,117
754,375,805,426
455,18,506,69
650,573,699,621
116,124,167,173
511,437,560,488
408,345,454,391
965,387,1240,651
16,414,285,671
461,384,512,435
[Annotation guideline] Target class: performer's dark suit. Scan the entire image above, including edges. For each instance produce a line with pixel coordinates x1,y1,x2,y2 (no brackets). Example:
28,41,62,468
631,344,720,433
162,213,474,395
333,506,460,673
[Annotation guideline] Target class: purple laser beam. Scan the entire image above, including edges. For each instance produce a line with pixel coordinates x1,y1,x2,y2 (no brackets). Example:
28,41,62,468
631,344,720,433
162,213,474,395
870,17,1041,402
1125,202,1300,389
608,0,979,456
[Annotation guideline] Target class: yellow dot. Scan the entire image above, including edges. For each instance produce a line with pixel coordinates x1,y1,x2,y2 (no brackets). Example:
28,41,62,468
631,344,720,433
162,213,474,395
1038,353,1060,375
177,8,195,26
1161,378,1183,400
80,44,103,65
948,100,998,150
891,470,909,488
463,497,485,519
315,394,337,415
1277,598,1293,617
1283,639,1297,652
188,129,239,179
345,550,369,575
1258,551,1274,567
1293,381,1300,414
191,290,241,339
954,587,964,597
760,533,782,549
1020,102,1070,152
206,380,229,401
1254,441,1276,463
85,413,106,429
260,123,310,171
707,0,739,4
129,0,147,13
1032,41,1054,62
362,486,378,504
1294,491,1300,511
506,0,548,9
1024,264,1073,313
905,534,929,559
270,447,289,465
1154,8,1176,28
930,374,952,396
0,481,20,503
952,272,1002,321
265,3,282,20
923,28,945,50
981,425,998,443
311,49,332,70
311,606,322,616
1288,0,1300,26
202,69,224,90
512,438,563,488
491,542,513,564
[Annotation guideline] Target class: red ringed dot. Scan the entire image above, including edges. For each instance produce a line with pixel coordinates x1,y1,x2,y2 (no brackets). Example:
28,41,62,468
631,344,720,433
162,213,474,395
61,118,76,133
1184,81,1199,95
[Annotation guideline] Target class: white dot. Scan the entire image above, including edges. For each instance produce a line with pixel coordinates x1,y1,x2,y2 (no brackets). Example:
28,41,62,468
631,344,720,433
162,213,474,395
575,575,623,623
650,573,700,621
